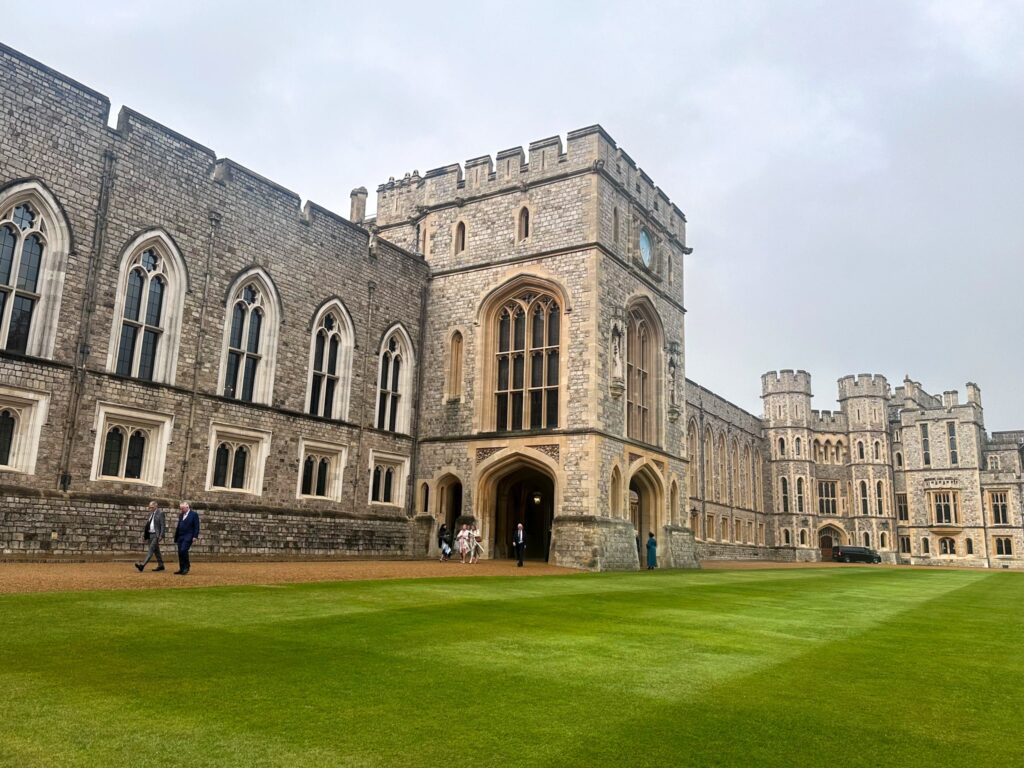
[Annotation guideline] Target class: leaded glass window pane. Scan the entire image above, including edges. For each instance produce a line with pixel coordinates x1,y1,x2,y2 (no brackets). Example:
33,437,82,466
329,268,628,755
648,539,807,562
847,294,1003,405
101,428,123,477
372,466,382,501
302,456,314,495
247,309,262,354
138,329,159,381
116,325,137,377
229,304,245,349
213,444,230,487
323,379,335,420
316,458,329,496
0,409,15,466
125,431,146,479
0,225,15,284
241,357,258,402
124,269,144,321
16,235,43,292
232,446,248,489
145,277,164,327
7,296,34,354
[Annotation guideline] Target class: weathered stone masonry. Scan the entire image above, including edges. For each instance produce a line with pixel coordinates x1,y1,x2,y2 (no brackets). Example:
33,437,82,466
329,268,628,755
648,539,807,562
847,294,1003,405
1,43,1021,569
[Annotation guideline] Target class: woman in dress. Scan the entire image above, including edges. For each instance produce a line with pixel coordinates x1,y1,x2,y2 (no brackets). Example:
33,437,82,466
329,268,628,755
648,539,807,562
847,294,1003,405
457,525,470,564
646,531,657,570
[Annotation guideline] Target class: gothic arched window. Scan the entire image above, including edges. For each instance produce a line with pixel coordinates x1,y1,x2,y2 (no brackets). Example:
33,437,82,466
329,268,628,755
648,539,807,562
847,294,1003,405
0,184,70,358
307,301,354,420
221,269,280,405
494,292,559,431
860,480,869,515
686,421,698,498
446,330,464,400
627,311,651,442
454,221,466,254
109,232,188,384
703,428,713,499
376,325,415,433
517,207,530,241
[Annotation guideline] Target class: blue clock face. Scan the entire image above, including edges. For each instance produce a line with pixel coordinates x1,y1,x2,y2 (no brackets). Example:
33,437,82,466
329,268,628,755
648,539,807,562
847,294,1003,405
639,228,653,267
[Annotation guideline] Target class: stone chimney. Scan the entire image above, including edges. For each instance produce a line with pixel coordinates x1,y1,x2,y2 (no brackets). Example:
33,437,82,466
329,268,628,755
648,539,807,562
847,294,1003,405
966,382,982,406
942,390,959,408
349,187,368,225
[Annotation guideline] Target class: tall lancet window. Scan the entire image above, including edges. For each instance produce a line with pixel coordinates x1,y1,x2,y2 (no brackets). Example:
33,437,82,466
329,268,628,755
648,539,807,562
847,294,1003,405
494,291,559,432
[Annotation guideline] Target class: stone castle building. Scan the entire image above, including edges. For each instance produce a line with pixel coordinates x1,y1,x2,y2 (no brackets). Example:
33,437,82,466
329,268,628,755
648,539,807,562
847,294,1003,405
1,43,1021,569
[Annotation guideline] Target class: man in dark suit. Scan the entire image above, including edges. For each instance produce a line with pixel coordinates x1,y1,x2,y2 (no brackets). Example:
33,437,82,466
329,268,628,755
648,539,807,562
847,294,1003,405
135,500,166,572
173,501,200,575
512,523,526,567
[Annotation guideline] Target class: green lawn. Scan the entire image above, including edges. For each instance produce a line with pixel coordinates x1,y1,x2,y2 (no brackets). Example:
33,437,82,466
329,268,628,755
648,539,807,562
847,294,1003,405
1,568,1022,767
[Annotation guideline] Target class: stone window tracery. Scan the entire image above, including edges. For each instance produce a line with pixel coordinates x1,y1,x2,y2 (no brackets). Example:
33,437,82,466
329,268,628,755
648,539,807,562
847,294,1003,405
376,325,415,433
308,302,354,420
494,292,559,432
0,184,70,359
220,269,279,406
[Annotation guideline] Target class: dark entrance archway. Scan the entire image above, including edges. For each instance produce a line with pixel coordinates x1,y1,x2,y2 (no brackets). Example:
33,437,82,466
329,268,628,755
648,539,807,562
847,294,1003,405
628,464,664,568
819,526,843,561
437,474,463,532
492,466,554,561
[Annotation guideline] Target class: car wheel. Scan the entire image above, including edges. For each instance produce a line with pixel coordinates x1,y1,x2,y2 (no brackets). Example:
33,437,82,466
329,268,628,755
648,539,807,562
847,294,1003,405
843,556,851,563
874,557,881,563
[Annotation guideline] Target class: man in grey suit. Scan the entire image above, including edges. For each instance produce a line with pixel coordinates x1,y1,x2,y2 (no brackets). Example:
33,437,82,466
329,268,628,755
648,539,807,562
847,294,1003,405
135,501,166,572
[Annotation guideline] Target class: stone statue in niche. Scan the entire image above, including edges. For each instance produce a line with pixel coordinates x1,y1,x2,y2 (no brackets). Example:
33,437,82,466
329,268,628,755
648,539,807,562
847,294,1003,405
610,322,625,398
667,346,681,422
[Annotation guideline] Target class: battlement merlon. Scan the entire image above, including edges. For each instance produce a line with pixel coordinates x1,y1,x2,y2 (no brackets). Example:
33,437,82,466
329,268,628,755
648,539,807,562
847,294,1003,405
761,369,813,397
372,124,687,237
810,410,848,429
837,373,890,401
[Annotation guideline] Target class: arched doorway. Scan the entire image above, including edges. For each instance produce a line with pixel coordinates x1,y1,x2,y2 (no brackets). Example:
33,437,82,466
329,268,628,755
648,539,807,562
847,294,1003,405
819,526,843,560
436,474,464,531
492,466,554,561
629,464,665,567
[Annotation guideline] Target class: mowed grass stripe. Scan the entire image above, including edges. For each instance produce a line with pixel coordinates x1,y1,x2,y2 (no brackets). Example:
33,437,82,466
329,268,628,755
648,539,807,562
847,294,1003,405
0,569,1018,767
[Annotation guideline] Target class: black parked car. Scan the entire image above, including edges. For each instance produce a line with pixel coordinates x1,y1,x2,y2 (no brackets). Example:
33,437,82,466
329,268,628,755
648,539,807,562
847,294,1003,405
832,546,882,564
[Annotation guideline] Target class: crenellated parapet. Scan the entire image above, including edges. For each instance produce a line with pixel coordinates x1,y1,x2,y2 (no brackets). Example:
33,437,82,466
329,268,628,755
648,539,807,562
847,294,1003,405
761,369,813,397
373,124,687,237
810,410,848,430
837,373,890,401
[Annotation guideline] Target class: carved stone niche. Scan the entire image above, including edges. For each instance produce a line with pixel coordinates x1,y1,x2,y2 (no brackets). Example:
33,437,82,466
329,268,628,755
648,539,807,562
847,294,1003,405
609,311,625,399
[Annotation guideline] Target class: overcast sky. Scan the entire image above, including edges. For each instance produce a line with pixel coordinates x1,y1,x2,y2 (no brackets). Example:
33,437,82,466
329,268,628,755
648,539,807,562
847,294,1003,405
8,1,1023,427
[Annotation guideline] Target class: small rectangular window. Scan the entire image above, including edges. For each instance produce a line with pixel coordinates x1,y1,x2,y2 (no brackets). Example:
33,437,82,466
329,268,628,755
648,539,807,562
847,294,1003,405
920,424,931,466
896,493,909,521
990,491,1009,525
946,422,958,465
817,481,837,515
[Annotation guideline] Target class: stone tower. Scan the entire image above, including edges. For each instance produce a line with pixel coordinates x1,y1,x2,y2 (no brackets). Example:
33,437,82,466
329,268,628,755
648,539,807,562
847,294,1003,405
371,126,695,570
837,374,895,551
762,370,815,557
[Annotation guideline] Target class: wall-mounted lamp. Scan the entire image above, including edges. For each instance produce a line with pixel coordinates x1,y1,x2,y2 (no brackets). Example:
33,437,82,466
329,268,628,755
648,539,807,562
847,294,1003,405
532,491,542,506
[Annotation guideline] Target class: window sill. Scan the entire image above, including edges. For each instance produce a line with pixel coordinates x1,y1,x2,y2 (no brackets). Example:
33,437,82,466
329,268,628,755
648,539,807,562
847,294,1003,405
207,487,259,496
94,476,159,487
298,494,342,503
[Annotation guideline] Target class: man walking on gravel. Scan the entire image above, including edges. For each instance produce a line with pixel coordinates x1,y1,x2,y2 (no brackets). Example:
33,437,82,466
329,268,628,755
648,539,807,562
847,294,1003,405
135,501,166,572
174,501,200,575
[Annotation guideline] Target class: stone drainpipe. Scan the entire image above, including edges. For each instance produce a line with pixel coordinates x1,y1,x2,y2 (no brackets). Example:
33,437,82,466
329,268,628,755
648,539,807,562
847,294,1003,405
178,211,220,498
58,148,116,491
